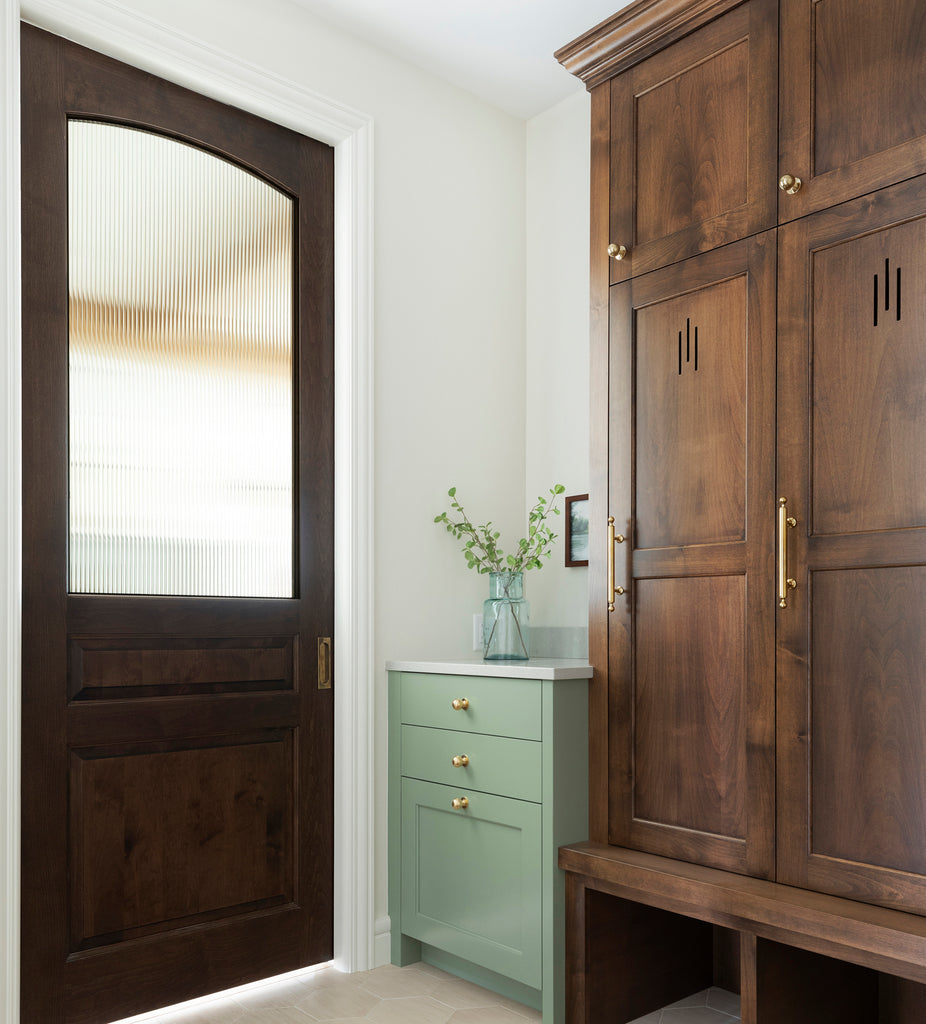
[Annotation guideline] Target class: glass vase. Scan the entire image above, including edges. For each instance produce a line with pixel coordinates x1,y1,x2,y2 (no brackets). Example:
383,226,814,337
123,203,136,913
483,571,530,661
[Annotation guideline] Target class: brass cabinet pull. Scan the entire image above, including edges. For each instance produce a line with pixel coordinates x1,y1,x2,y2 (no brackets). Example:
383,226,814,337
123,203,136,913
607,243,628,260
451,755,469,768
778,173,802,194
607,517,626,612
451,698,469,711
451,797,469,810
317,636,332,689
778,498,798,608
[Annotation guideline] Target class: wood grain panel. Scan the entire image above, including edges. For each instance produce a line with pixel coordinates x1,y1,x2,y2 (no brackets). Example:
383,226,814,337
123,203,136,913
70,731,293,948
634,575,746,839
779,0,926,221
636,275,747,549
635,41,747,245
608,0,776,279
812,0,926,176
69,635,295,699
810,567,926,875
811,216,926,536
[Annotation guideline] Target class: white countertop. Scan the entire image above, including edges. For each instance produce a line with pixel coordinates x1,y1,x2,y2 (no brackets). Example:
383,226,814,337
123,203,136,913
385,657,593,680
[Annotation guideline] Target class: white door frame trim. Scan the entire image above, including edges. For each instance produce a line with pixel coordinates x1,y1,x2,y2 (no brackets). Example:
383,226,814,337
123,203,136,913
2,3,376,1018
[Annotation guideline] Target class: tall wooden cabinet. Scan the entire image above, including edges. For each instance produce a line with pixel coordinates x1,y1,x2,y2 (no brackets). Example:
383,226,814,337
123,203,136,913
556,0,926,1020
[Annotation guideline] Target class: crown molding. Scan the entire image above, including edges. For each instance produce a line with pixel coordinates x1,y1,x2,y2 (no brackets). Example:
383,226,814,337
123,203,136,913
555,0,744,89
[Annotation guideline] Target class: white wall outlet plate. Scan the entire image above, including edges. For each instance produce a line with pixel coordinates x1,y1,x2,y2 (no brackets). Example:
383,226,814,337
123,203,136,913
473,613,484,651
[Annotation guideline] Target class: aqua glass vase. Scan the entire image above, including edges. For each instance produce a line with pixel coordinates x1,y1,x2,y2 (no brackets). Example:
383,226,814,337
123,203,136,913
483,571,530,661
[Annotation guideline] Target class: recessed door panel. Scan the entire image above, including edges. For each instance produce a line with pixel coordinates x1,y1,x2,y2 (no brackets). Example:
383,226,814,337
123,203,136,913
809,217,926,536
634,575,746,840
70,733,294,947
636,276,747,550
635,42,748,246
810,567,926,877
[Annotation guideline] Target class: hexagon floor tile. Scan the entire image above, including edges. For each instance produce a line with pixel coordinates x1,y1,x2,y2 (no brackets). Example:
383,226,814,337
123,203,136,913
111,966,741,1024
111,963,542,1024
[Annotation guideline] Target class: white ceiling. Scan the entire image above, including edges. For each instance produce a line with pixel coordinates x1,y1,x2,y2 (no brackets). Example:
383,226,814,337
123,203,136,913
288,0,635,120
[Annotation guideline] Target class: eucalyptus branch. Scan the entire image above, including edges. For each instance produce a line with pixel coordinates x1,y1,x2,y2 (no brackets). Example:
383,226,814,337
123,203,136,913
434,484,566,575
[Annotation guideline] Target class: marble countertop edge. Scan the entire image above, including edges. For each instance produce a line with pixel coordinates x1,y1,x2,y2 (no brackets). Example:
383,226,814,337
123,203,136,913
384,657,593,680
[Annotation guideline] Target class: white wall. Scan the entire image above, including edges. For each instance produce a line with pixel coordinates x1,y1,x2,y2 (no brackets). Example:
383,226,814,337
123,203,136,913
525,91,591,631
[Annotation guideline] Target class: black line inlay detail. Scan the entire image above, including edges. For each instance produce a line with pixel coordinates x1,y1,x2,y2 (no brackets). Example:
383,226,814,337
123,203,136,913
678,319,700,374
874,259,902,326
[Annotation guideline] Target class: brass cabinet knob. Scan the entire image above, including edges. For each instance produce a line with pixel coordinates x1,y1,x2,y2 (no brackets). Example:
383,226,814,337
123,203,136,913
778,173,802,194
607,243,628,260
451,698,469,711
451,755,470,768
451,797,469,810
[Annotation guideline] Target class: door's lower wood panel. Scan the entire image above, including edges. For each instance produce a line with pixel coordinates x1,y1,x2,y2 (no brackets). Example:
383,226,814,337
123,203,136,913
69,730,294,949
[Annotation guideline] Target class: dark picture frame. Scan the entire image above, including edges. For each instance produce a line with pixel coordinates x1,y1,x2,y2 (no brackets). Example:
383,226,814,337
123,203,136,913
565,493,589,567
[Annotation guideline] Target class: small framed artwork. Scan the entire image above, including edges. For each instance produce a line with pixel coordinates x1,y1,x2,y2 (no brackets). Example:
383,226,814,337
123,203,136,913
565,493,589,567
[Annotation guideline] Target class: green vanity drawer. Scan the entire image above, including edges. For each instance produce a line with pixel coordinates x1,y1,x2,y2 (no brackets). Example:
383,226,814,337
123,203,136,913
398,672,541,739
401,724,541,802
400,778,542,988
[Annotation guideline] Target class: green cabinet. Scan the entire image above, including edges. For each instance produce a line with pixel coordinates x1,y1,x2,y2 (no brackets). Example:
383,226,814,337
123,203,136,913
388,661,591,1023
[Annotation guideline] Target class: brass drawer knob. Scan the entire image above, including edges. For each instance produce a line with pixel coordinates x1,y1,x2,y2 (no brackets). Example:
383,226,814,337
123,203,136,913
451,797,469,810
451,698,469,711
451,755,470,768
607,242,627,260
778,173,802,195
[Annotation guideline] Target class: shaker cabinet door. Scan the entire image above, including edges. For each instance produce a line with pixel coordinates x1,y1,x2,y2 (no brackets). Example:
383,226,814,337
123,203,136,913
400,779,542,987
608,233,778,878
778,0,926,223
776,175,926,914
608,0,777,282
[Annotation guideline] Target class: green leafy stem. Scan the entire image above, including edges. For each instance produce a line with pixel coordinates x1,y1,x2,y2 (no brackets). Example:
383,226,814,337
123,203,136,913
434,484,566,575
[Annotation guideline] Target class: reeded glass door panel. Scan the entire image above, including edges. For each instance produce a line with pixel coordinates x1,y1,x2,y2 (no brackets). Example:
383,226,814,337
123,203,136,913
68,120,294,597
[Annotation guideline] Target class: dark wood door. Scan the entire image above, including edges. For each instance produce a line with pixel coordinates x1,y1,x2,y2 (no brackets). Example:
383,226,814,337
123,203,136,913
21,27,335,1024
608,0,777,283
778,0,926,224
777,174,926,914
608,233,777,877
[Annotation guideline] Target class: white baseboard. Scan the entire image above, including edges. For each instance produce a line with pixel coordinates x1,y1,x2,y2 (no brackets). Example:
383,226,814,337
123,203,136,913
373,915,392,968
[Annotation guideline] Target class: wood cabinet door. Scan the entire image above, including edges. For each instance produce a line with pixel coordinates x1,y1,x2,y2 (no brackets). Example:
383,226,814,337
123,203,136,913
778,0,926,224
777,175,926,913
21,28,334,1023
608,234,777,877
608,0,777,283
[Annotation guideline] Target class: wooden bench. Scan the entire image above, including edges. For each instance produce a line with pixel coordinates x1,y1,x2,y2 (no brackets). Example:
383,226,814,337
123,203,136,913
559,842,926,1023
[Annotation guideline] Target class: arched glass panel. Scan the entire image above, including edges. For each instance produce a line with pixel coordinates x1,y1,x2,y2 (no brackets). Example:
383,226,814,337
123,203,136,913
68,120,294,597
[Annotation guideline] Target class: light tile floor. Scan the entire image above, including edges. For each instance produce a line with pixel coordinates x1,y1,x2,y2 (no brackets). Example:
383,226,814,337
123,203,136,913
115,967,742,1024
115,962,542,1024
